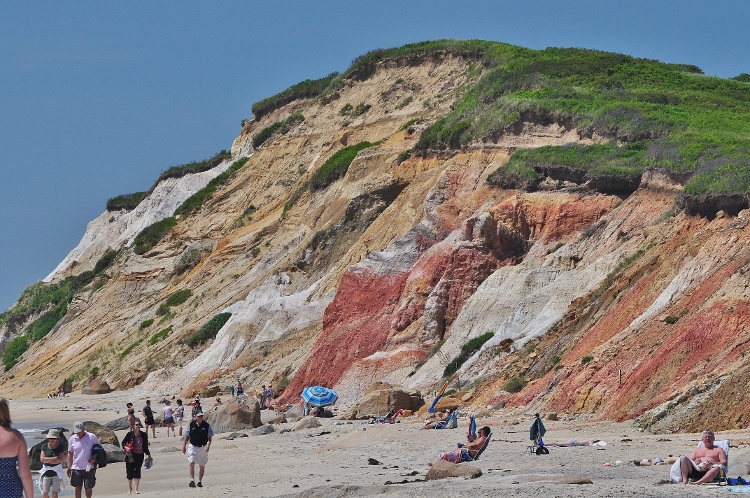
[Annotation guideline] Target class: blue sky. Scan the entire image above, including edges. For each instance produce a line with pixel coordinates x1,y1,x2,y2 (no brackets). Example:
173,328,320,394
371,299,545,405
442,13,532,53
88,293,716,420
1,1,748,312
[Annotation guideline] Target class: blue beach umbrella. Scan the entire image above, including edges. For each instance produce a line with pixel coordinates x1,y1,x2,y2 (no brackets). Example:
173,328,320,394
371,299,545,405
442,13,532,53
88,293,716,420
301,386,338,407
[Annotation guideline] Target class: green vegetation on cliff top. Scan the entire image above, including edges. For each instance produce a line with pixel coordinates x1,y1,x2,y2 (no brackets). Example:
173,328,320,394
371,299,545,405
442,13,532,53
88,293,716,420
253,39,750,196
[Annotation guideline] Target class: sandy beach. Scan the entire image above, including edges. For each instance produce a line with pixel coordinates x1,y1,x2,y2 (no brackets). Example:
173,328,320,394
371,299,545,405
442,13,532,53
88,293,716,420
7,391,750,497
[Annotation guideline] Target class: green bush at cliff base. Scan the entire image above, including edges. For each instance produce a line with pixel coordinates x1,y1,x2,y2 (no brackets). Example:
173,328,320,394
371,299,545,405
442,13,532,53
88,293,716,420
186,312,232,348
156,289,192,316
308,142,375,191
443,332,494,378
149,326,172,345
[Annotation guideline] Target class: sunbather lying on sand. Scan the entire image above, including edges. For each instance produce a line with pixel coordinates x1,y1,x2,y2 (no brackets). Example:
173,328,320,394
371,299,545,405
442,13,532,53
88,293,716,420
543,439,605,447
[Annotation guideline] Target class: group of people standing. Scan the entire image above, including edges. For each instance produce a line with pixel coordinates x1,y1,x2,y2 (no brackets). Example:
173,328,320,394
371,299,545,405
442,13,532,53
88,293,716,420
0,396,215,498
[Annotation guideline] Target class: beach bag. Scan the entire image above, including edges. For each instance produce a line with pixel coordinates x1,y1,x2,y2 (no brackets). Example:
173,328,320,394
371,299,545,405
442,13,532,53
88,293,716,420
92,443,108,468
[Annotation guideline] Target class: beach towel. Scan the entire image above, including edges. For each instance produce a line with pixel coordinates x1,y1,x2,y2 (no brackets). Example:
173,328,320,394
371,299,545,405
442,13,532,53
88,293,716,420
467,414,477,441
530,416,546,442
427,377,456,413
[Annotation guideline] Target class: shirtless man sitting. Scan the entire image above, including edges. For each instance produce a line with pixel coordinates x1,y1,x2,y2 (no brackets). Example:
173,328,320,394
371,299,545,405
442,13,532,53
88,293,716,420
679,429,727,484
430,426,490,464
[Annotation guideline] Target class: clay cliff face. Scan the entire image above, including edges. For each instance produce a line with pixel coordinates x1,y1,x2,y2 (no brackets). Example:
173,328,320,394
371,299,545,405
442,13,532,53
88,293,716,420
3,53,750,432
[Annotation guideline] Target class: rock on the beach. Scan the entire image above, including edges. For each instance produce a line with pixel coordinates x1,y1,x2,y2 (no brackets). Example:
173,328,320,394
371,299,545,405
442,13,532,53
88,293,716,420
252,424,275,436
356,386,424,419
29,428,68,471
105,416,130,431
156,446,181,453
425,460,482,481
82,421,119,447
204,397,261,432
81,379,112,394
102,443,126,463
293,416,322,431
261,410,286,424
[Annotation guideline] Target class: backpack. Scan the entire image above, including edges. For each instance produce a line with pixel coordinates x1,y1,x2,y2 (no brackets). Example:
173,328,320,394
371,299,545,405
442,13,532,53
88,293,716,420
91,443,108,468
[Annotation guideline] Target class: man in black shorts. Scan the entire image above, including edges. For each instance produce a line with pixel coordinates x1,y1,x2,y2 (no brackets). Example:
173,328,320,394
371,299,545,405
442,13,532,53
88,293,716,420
67,421,100,498
142,399,156,438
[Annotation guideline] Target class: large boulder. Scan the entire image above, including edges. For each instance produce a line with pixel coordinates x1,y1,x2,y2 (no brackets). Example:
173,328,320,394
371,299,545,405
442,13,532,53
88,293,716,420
425,460,482,481
292,416,322,431
105,416,130,431
203,397,261,432
260,410,286,425
82,421,119,447
102,443,126,463
82,379,112,395
356,385,424,419
29,428,68,471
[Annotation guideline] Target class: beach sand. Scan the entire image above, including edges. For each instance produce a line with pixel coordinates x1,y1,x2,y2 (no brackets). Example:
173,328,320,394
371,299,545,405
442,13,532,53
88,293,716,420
8,391,750,497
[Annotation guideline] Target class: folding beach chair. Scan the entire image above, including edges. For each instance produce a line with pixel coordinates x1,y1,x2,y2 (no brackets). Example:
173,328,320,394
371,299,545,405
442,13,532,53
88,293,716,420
669,439,729,484
434,408,459,429
463,432,492,462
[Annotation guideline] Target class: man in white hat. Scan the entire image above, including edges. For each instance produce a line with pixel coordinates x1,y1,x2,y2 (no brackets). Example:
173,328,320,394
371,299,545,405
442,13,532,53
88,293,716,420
67,421,100,498
182,412,213,488
40,428,65,498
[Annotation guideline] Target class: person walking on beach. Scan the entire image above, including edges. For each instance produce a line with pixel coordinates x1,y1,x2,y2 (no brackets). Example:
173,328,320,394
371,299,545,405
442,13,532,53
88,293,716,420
174,399,185,437
67,421,100,498
0,398,34,498
39,429,65,498
162,400,175,437
141,400,156,438
121,420,153,494
182,412,213,488
126,403,137,432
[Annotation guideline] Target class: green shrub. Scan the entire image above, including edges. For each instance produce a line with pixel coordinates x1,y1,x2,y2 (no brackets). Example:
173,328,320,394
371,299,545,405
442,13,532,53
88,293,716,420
106,191,148,211
174,157,250,218
3,336,29,371
339,103,353,116
252,73,339,119
166,289,192,307
581,355,594,364
149,326,172,345
93,249,119,274
154,151,231,185
396,96,413,109
186,312,232,348
547,242,565,255
132,217,177,255
140,319,154,329
504,376,526,393
665,316,679,324
309,142,375,191
28,301,68,341
443,332,494,377
89,366,99,378
352,103,371,116
283,184,308,214
120,338,143,359
397,149,412,164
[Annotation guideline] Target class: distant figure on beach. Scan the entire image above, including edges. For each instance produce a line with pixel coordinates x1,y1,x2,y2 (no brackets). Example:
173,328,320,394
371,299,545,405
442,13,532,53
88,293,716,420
236,382,245,396
230,385,235,397
121,419,153,494
174,399,185,437
267,385,273,407
57,386,65,397
421,409,452,429
0,398,34,498
126,403,137,432
39,428,65,498
212,397,221,408
182,412,213,488
67,421,100,498
260,385,267,408
162,400,175,437
190,397,202,422
678,428,727,484
142,400,156,438
431,426,490,464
